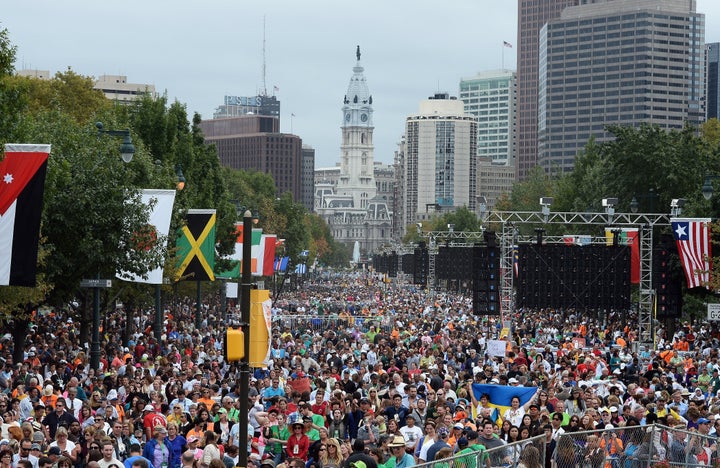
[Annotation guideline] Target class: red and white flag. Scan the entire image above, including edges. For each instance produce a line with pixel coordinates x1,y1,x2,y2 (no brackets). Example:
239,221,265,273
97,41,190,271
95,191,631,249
255,234,277,277
671,218,711,289
0,144,50,286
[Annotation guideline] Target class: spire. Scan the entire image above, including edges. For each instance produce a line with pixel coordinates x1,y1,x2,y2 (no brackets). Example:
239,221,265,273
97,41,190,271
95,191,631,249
346,46,371,106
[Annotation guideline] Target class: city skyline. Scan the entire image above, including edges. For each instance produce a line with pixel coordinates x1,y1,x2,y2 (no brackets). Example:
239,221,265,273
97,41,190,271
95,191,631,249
5,1,720,169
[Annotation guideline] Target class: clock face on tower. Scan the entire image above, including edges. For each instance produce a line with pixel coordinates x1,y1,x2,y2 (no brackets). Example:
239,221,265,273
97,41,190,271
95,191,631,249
345,113,351,122
360,113,368,122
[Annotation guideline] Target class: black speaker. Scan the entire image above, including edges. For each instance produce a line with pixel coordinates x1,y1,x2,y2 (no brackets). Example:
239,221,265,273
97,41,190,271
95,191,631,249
388,253,398,278
413,242,428,285
473,245,501,315
653,235,682,318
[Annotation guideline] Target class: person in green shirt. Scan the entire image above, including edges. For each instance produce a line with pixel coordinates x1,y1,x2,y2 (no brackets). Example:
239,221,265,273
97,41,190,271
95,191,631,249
303,416,321,441
697,367,712,394
709,368,720,394
300,403,326,432
266,411,290,465
456,430,489,468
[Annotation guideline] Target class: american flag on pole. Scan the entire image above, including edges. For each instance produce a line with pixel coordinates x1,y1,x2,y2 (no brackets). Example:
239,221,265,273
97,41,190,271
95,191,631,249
671,218,711,289
503,41,513,48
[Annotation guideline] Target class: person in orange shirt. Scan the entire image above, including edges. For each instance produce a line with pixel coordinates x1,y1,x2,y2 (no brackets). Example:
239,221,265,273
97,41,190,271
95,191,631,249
40,385,58,409
197,388,216,409
675,337,690,351
107,390,125,423
659,347,674,364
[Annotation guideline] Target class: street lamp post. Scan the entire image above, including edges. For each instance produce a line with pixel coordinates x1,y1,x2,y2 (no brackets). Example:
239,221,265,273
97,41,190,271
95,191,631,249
702,174,720,200
88,122,135,372
237,210,254,468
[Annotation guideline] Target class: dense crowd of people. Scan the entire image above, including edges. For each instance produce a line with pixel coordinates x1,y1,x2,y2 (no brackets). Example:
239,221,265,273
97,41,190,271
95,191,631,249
0,271,718,468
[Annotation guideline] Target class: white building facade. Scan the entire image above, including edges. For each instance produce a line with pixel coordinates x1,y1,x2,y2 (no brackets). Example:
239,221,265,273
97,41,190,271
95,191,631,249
315,47,392,257
399,94,477,234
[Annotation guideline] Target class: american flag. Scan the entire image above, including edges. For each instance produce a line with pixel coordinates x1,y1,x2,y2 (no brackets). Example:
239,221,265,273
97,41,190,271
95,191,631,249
671,218,711,289
503,41,513,48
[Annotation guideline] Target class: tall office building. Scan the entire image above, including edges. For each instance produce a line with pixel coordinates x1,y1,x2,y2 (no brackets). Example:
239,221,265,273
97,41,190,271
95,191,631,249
315,48,391,256
301,145,316,212
538,0,705,173
516,0,579,180
708,42,720,120
198,115,304,201
398,93,477,235
459,70,516,165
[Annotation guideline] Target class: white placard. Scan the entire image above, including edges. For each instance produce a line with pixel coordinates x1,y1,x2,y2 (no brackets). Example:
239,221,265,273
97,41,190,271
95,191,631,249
487,340,506,357
226,282,239,299
708,303,720,321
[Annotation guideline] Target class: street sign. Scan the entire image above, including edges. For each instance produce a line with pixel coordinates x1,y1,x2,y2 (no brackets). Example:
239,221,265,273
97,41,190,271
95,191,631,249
708,303,720,321
80,279,112,288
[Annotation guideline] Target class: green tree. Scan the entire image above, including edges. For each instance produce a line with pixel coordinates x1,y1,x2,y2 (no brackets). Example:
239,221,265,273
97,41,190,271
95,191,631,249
0,24,15,77
701,118,720,148
430,206,481,232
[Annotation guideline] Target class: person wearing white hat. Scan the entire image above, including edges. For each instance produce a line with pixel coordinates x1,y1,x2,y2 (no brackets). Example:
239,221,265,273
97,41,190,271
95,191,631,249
142,405,166,442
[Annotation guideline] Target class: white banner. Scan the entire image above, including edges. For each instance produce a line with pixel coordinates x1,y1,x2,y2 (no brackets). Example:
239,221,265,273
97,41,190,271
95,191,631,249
117,189,176,284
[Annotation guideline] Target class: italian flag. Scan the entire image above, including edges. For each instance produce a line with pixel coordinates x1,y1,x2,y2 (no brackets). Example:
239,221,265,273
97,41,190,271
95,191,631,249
0,144,50,287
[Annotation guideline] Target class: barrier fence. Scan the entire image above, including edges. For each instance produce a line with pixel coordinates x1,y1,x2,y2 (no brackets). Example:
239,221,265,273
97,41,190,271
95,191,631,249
271,314,395,334
410,425,718,468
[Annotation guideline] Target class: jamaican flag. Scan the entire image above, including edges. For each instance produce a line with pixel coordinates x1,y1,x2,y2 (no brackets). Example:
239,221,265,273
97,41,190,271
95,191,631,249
176,209,216,281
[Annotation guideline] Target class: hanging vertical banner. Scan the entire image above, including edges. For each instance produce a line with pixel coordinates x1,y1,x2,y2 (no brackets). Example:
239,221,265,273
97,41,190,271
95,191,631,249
605,227,639,284
175,209,216,281
117,189,176,284
249,289,272,368
256,234,277,276
671,218,711,289
0,144,50,287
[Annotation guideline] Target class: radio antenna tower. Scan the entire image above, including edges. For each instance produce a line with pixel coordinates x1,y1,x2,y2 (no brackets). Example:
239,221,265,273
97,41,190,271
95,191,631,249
261,15,267,97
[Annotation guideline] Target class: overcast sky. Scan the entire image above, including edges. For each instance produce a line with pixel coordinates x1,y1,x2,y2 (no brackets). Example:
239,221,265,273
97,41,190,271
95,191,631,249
5,1,720,168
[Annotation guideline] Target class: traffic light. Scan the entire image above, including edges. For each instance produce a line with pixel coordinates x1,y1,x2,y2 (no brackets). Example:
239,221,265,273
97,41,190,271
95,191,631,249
226,328,245,361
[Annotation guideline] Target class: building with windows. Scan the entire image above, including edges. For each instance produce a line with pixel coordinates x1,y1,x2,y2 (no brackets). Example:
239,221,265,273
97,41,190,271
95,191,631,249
16,70,156,103
93,75,156,102
314,48,392,256
198,115,304,202
516,0,579,181
396,93,477,235
708,42,720,120
213,95,280,119
459,70,516,165
537,0,705,173
301,145,316,212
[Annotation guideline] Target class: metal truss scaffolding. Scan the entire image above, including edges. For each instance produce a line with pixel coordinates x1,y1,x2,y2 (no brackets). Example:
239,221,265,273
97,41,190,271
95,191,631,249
425,211,669,346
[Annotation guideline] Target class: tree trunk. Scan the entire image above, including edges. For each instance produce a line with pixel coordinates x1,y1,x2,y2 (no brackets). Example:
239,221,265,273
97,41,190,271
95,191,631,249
12,313,30,365
78,294,91,347
123,296,136,345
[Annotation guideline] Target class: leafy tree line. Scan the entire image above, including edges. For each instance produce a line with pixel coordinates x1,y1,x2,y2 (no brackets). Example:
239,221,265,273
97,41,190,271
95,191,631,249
0,25,347,361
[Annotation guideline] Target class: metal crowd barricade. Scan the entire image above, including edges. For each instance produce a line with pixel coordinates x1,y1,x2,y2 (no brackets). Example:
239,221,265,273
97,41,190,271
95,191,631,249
412,434,546,468
270,314,394,335
409,425,719,468
546,424,719,468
